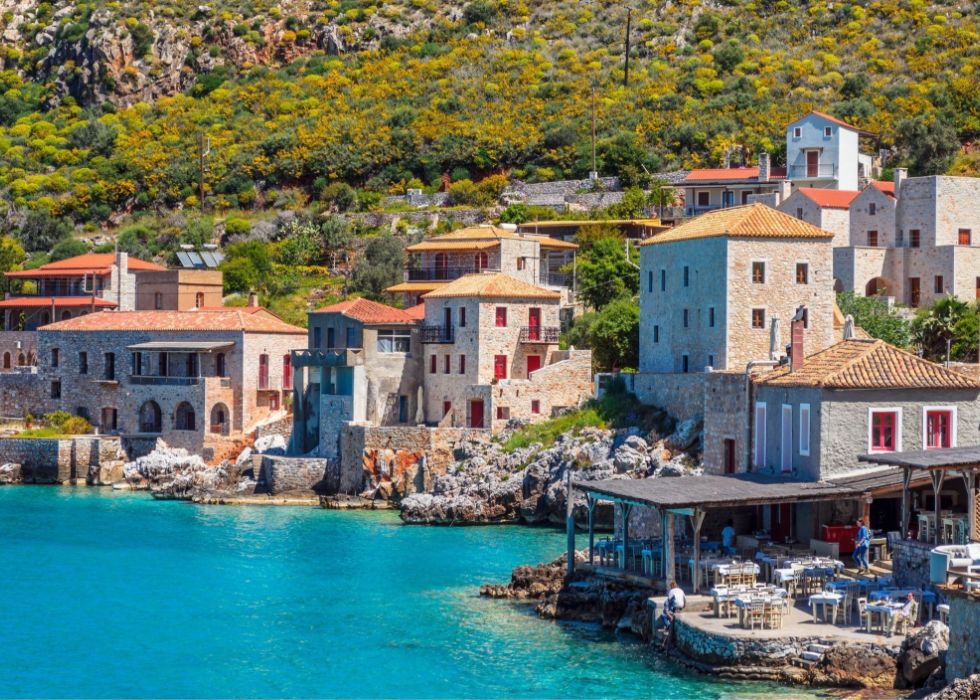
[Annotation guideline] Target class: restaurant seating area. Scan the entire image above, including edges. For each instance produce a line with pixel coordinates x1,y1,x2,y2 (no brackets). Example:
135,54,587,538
919,512,971,545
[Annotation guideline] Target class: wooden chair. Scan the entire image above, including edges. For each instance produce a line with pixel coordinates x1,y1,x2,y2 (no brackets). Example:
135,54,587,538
747,599,766,630
891,601,918,637
764,601,783,629
858,597,871,631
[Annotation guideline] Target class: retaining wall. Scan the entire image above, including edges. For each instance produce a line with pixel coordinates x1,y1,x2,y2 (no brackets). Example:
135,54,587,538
633,372,706,422
259,455,330,494
892,539,933,589
946,591,980,680
0,435,125,484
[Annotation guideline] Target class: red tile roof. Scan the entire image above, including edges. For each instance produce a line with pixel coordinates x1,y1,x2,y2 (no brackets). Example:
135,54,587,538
0,297,117,309
683,166,786,184
5,253,165,278
313,297,419,325
809,110,865,132
38,308,306,335
796,188,861,209
404,303,426,321
640,203,834,246
870,181,896,197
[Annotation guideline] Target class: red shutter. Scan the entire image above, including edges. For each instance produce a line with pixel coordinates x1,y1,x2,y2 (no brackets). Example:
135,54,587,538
494,354,507,380
282,355,292,389
495,307,507,327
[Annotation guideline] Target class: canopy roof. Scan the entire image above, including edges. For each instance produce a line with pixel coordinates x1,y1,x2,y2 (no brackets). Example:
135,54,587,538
127,341,235,352
0,297,116,309
580,473,855,510
858,445,980,471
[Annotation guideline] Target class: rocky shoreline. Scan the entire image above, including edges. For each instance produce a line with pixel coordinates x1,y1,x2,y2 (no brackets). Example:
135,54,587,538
480,553,965,695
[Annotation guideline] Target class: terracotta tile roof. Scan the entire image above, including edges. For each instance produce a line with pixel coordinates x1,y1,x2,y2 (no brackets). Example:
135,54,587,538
312,297,419,325
386,282,447,294
756,339,980,390
406,240,500,253
796,188,860,209
639,203,834,246
406,225,579,253
870,181,896,197
6,253,165,279
524,235,579,250
422,272,561,300
38,308,306,335
0,297,117,309
684,167,761,183
807,110,875,135
404,303,426,321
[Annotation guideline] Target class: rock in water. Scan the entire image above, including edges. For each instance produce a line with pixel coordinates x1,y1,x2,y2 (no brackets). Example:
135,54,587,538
923,673,980,699
819,644,898,688
0,463,22,484
253,434,286,455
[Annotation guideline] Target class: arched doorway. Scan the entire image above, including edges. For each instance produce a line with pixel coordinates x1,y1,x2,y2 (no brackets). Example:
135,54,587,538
174,402,196,431
16,353,25,367
60,310,71,321
833,278,844,294
210,403,230,436
865,277,889,297
138,400,162,433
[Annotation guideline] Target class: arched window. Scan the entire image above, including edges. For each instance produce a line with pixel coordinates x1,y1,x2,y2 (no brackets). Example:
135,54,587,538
210,403,230,436
138,400,162,434
27,353,35,366
475,252,488,272
2,352,9,369
60,310,71,321
174,402,196,431
16,352,25,367
195,292,205,308
215,353,226,377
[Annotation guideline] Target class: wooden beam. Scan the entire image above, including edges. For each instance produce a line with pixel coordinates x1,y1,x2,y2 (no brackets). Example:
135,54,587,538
664,512,676,590
692,509,706,594
587,496,596,564
566,468,576,576
901,466,912,538
932,469,945,546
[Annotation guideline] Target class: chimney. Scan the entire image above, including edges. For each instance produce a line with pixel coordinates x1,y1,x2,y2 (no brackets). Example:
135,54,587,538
894,167,907,196
248,291,259,307
116,250,128,276
778,180,792,204
790,305,806,372
758,152,770,183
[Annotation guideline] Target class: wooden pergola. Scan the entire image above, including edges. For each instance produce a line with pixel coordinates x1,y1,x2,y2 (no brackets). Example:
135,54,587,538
566,473,857,593
859,446,980,544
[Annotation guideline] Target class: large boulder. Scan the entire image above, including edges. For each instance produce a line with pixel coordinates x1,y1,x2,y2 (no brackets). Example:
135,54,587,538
899,621,949,687
664,416,703,452
253,434,286,455
0,463,21,485
819,644,898,688
924,674,980,699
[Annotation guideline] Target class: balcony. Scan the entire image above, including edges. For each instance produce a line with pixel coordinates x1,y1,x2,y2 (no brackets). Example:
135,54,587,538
518,326,560,344
539,272,571,288
421,326,454,344
290,348,364,368
406,265,500,282
789,164,836,179
129,375,202,386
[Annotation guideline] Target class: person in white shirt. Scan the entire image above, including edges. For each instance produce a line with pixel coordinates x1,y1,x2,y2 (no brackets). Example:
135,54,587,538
660,580,686,627
722,519,737,556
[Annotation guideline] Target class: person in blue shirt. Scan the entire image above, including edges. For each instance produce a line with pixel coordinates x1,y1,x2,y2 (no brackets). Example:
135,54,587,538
722,519,737,556
853,518,871,573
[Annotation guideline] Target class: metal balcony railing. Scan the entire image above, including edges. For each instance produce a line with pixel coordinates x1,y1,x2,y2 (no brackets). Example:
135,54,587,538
539,272,571,288
129,375,202,386
789,164,836,179
421,326,454,343
518,326,560,343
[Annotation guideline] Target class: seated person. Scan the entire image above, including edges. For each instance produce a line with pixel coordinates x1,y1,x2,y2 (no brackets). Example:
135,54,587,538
892,592,916,629
659,580,686,627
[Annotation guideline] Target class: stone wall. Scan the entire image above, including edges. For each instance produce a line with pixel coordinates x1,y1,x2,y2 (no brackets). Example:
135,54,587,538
488,349,593,432
256,413,293,441
0,371,45,419
946,591,980,681
633,372,706,422
702,371,748,474
259,455,330,494
339,424,490,498
0,435,125,484
892,539,933,589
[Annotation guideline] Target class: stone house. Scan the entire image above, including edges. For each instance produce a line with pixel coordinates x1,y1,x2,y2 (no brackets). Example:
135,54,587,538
834,172,980,307
680,157,786,217
386,225,578,307
290,298,424,458
0,252,222,375
36,307,305,458
785,111,877,192
420,272,592,431
637,203,836,377
777,187,859,246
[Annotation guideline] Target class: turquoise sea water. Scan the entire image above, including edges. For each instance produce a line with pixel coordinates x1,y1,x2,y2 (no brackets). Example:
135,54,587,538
0,488,817,699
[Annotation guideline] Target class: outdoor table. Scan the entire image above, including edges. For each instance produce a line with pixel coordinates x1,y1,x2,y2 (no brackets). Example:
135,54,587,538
869,589,937,621
808,592,842,624
734,594,785,628
869,537,888,562
826,579,872,594
865,602,897,633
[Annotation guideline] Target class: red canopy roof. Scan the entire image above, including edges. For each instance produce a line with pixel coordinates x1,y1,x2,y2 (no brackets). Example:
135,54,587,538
0,297,117,309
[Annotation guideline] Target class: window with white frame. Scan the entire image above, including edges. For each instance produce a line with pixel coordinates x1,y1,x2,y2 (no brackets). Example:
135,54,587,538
793,127,802,138
824,126,832,137
377,329,411,353
799,404,811,456
781,404,793,472
753,402,766,469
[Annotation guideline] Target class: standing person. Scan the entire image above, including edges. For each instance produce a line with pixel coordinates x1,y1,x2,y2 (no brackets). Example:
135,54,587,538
659,580,686,628
853,518,871,573
722,519,737,556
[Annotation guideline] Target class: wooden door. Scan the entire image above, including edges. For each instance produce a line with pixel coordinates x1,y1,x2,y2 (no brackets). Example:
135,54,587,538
469,400,484,428
770,503,793,543
806,150,818,177
723,439,736,474
909,277,920,307
528,307,541,341
526,355,542,377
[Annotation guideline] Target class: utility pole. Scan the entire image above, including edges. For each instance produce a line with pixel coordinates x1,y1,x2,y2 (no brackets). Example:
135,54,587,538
198,132,210,214
624,7,632,87
590,86,598,180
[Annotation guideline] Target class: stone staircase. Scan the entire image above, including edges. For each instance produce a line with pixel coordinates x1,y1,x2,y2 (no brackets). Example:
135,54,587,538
791,642,832,668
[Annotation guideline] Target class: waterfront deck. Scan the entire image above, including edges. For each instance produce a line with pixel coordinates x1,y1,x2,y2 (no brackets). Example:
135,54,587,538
677,594,894,644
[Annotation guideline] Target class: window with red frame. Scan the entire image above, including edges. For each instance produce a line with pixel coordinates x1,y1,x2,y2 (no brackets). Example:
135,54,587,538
531,400,540,414
495,307,507,327
494,354,507,380
459,355,466,374
925,410,952,449
430,355,436,374
443,401,451,417
870,411,897,452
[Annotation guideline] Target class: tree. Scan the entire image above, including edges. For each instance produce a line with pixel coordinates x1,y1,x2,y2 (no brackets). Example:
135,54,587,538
17,210,73,252
220,241,274,294
317,217,352,268
589,297,639,371
320,182,356,212
575,235,639,309
836,292,910,349
116,224,156,259
606,187,648,219
910,296,977,362
0,236,25,295
894,116,960,176
352,233,405,302
647,179,677,219
50,238,89,262
563,310,597,349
